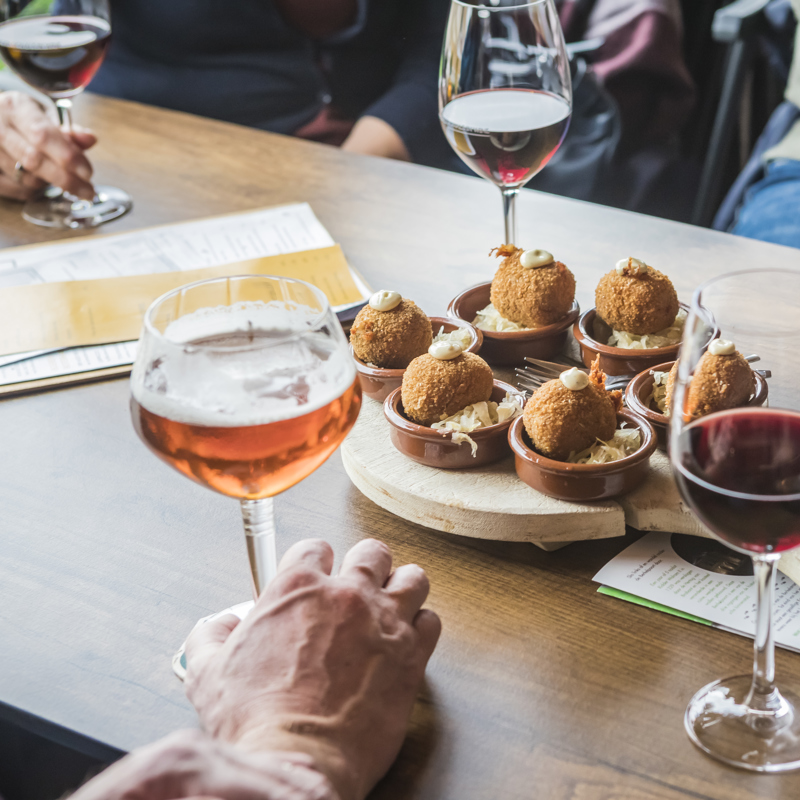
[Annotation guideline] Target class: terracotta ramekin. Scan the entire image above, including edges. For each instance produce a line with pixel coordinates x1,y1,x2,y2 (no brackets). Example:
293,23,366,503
573,302,719,377
384,380,521,469
447,281,579,367
352,316,483,403
508,410,657,501
624,360,770,450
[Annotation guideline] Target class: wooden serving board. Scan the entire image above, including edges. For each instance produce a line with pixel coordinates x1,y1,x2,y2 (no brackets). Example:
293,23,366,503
342,396,800,580
342,397,625,549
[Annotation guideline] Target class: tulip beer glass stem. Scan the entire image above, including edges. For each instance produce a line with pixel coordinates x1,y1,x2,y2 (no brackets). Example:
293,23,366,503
241,498,278,598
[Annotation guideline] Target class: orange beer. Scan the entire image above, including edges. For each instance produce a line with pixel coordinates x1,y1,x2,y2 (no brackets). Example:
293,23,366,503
131,377,361,499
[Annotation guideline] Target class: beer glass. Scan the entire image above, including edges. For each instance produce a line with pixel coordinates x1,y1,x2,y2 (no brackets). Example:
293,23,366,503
130,275,362,599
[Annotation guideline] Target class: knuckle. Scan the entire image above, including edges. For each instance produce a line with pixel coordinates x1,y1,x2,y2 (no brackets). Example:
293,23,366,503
28,123,48,148
276,565,322,594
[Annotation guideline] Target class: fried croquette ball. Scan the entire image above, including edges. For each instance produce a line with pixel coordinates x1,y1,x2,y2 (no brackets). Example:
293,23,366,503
595,257,679,335
523,358,622,461
686,346,755,419
350,296,432,369
401,351,493,426
489,244,576,328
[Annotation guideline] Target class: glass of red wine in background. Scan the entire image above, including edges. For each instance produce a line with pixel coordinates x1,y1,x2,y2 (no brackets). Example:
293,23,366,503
0,0,131,228
670,269,800,771
439,0,572,244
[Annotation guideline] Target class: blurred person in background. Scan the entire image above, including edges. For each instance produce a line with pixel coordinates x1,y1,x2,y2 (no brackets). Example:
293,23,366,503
723,0,800,248
0,0,450,201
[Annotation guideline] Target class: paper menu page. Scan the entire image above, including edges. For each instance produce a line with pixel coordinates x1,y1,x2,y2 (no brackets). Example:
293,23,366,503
0,203,337,288
594,532,800,651
0,245,361,357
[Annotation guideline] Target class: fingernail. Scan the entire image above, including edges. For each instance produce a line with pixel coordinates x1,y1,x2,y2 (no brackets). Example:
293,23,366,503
76,164,92,181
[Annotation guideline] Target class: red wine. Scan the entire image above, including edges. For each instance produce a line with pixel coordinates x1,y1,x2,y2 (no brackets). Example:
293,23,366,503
0,16,110,98
674,408,800,553
440,89,571,187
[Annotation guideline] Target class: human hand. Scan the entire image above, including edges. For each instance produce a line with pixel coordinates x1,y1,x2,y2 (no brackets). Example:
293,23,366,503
0,91,96,201
69,729,337,800
185,538,441,800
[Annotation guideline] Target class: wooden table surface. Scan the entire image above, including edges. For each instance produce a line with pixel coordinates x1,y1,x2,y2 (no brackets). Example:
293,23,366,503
2,93,800,799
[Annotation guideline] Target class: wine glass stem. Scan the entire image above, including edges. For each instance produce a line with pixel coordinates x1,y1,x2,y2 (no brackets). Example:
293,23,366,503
746,553,786,718
501,187,518,244
241,497,278,599
55,98,73,133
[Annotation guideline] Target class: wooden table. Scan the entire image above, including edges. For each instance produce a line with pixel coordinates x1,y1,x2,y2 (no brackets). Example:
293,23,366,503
2,93,800,799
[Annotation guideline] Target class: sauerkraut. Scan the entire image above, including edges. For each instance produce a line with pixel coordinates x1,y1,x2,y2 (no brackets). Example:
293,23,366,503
472,303,530,332
432,325,473,350
648,370,669,414
567,428,642,464
431,392,523,457
608,308,687,350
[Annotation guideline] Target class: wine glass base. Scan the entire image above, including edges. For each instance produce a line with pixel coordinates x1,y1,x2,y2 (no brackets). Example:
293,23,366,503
686,674,800,772
171,600,254,681
22,185,132,229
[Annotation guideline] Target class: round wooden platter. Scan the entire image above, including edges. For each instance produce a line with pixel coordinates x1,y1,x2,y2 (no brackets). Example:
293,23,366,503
342,395,719,551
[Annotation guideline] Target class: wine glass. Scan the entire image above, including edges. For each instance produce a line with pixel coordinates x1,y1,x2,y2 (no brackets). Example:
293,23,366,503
130,275,361,604
439,0,572,244
669,269,800,771
0,0,131,228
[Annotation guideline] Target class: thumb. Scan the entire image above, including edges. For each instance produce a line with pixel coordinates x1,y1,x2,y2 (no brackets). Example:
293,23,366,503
184,613,240,678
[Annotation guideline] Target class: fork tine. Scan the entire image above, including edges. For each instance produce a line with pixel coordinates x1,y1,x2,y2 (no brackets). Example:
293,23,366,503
523,357,578,376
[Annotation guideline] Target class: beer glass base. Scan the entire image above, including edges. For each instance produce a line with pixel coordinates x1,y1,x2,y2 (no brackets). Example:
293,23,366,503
172,600,254,681
685,675,800,772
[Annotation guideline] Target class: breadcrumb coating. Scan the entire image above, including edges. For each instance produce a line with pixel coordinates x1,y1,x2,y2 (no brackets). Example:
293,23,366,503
401,351,493,426
523,358,622,461
350,299,432,369
489,245,575,328
686,350,755,418
595,264,678,335
665,360,678,414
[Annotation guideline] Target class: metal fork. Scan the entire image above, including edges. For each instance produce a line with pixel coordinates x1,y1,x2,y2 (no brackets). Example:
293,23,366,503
515,367,631,396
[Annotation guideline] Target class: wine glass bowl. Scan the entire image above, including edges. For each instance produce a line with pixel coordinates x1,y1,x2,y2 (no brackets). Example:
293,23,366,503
669,269,800,771
439,0,572,243
130,275,361,597
0,0,131,228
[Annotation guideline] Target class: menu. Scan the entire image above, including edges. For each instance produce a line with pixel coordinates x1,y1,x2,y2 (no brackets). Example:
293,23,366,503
594,532,800,654
0,203,369,394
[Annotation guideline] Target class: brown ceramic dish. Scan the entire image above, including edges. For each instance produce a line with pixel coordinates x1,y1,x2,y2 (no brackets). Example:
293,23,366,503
573,302,718,376
624,360,770,451
509,410,657,501
447,281,579,366
352,316,483,403
384,380,521,469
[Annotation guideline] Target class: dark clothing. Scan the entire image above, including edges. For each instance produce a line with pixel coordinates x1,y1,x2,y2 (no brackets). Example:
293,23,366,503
92,0,452,167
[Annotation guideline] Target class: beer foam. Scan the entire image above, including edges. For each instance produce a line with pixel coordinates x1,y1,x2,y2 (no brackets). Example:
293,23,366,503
132,302,356,427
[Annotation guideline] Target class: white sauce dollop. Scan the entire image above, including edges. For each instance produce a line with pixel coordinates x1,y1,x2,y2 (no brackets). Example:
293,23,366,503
615,257,648,276
520,249,555,269
560,367,590,390
708,338,735,356
429,341,463,361
369,290,402,312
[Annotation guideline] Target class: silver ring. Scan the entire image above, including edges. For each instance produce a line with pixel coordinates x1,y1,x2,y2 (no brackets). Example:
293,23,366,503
13,161,26,183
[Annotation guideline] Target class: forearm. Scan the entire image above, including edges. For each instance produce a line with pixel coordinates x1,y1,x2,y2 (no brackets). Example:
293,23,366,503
341,116,410,161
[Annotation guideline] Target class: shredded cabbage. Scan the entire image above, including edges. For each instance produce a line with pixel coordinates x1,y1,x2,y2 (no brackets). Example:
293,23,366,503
431,392,523,457
608,307,687,350
567,428,642,464
472,303,530,332
647,370,669,414
432,326,473,350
